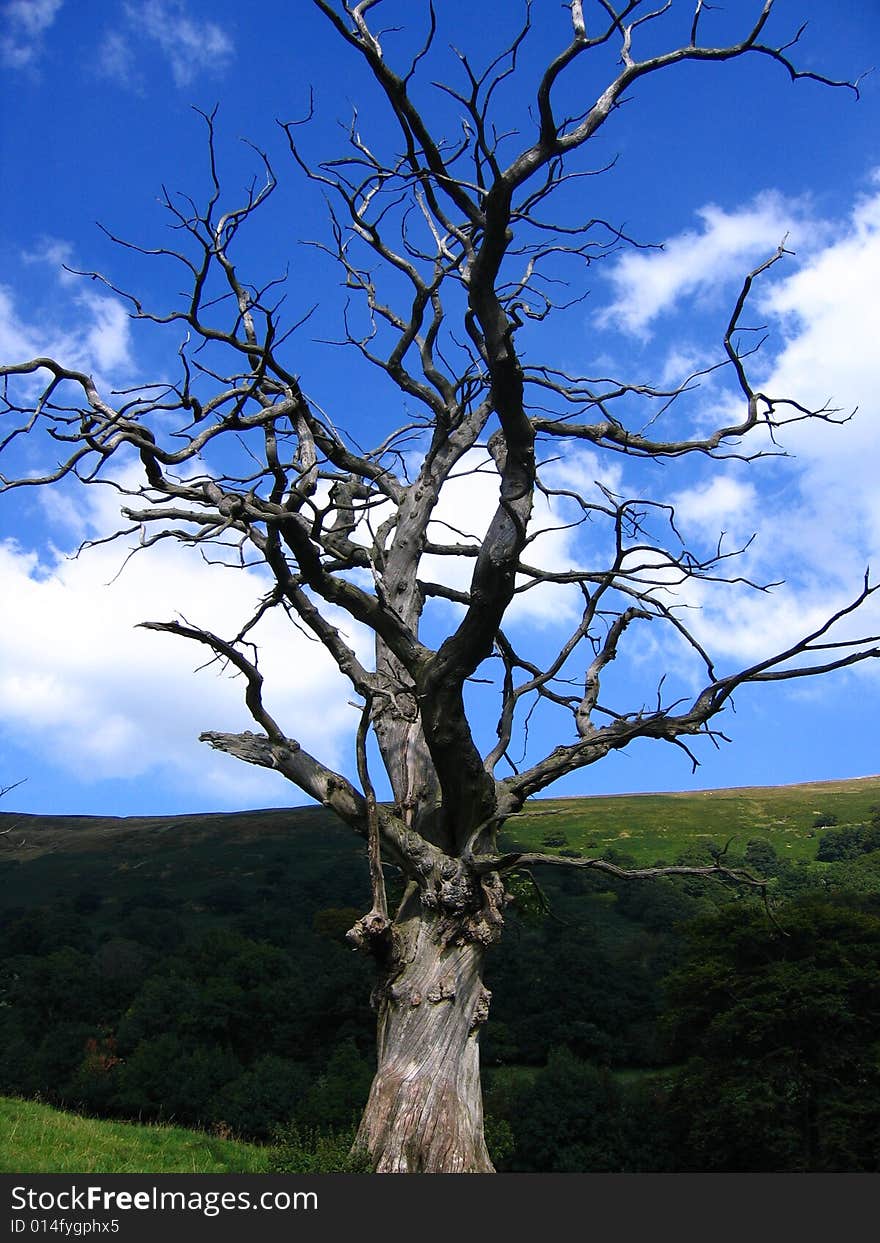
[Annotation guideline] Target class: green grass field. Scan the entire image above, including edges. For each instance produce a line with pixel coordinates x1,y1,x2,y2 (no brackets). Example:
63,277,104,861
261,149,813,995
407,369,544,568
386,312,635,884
508,775,880,864
0,1097,273,1174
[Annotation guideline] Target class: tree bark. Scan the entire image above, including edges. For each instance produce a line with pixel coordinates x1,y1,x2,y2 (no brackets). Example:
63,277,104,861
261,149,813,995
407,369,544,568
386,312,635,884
353,881,500,1172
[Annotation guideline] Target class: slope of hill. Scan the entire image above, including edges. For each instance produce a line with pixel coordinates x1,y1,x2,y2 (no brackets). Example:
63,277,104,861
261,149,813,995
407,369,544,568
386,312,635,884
2,773,879,868
1,774,878,1174
0,1095,272,1173
505,774,880,863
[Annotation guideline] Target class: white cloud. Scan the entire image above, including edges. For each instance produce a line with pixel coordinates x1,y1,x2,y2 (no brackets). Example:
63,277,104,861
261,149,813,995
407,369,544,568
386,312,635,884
97,29,137,88
757,180,880,541
0,287,37,361
80,292,133,372
103,0,234,90
0,0,63,69
579,178,880,690
0,257,133,385
600,191,817,338
670,475,758,548
415,447,628,627
746,180,880,574
22,237,78,284
0,481,368,805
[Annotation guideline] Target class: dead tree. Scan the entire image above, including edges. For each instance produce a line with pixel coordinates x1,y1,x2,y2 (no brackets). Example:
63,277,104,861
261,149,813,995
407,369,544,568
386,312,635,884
1,2,876,1171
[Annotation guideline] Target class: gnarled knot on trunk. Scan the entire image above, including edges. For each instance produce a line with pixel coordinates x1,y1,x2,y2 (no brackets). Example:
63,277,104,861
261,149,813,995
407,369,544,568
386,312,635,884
346,909,395,959
436,861,478,913
426,978,456,1004
400,830,437,879
470,986,492,1033
422,864,507,948
455,872,506,947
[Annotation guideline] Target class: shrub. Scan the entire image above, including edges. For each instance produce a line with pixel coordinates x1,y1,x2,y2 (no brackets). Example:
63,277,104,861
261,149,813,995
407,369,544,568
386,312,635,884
816,822,880,863
812,813,838,829
743,839,780,877
484,1116,515,1170
211,1055,310,1141
267,1124,373,1173
296,1039,373,1131
503,1047,630,1172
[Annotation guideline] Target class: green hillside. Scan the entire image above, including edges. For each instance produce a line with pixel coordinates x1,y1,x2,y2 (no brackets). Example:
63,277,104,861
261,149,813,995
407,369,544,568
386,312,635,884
0,1095,272,1174
2,774,879,1174
509,774,880,863
3,773,879,868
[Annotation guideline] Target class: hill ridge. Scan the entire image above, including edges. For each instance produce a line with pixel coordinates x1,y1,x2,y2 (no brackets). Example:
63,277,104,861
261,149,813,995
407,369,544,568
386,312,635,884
3,772,879,828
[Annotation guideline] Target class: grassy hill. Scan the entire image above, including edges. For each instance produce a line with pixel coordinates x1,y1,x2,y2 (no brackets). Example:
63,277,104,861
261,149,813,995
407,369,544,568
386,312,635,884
507,774,880,863
2,773,879,869
0,1095,272,1173
0,805,342,864
0,804,373,930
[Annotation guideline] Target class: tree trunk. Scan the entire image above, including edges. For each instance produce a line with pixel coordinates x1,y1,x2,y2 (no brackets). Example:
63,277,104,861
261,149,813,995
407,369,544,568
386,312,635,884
354,888,498,1173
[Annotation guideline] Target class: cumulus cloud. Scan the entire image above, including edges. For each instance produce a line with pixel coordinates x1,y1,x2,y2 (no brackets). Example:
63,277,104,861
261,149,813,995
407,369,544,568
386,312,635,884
80,292,133,372
0,0,63,69
414,447,627,628
0,481,368,805
584,177,880,687
600,191,818,338
0,287,36,362
101,1,234,90
660,186,880,674
669,476,759,556
749,181,880,574
0,248,359,805
0,269,133,385
758,177,880,544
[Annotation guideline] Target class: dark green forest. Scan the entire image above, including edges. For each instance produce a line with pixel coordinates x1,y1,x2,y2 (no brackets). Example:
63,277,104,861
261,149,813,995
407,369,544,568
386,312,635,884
2,790,879,1172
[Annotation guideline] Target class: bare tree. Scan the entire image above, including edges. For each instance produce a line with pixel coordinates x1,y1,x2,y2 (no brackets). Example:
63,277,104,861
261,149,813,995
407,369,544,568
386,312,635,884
1,1,877,1171
0,780,26,849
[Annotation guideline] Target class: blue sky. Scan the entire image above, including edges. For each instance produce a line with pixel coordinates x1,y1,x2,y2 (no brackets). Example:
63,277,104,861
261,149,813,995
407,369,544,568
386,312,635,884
1,0,879,817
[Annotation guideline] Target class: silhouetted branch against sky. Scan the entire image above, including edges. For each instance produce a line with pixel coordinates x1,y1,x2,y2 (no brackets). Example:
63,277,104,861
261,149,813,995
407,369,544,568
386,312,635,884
0,0,878,816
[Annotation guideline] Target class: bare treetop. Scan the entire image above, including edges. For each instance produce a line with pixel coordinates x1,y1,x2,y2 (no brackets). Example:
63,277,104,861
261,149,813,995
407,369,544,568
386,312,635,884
0,0,876,1171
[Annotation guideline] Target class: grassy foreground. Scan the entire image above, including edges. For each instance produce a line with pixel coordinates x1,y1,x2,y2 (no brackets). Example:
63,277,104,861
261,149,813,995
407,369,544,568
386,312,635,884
0,1096,273,1174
